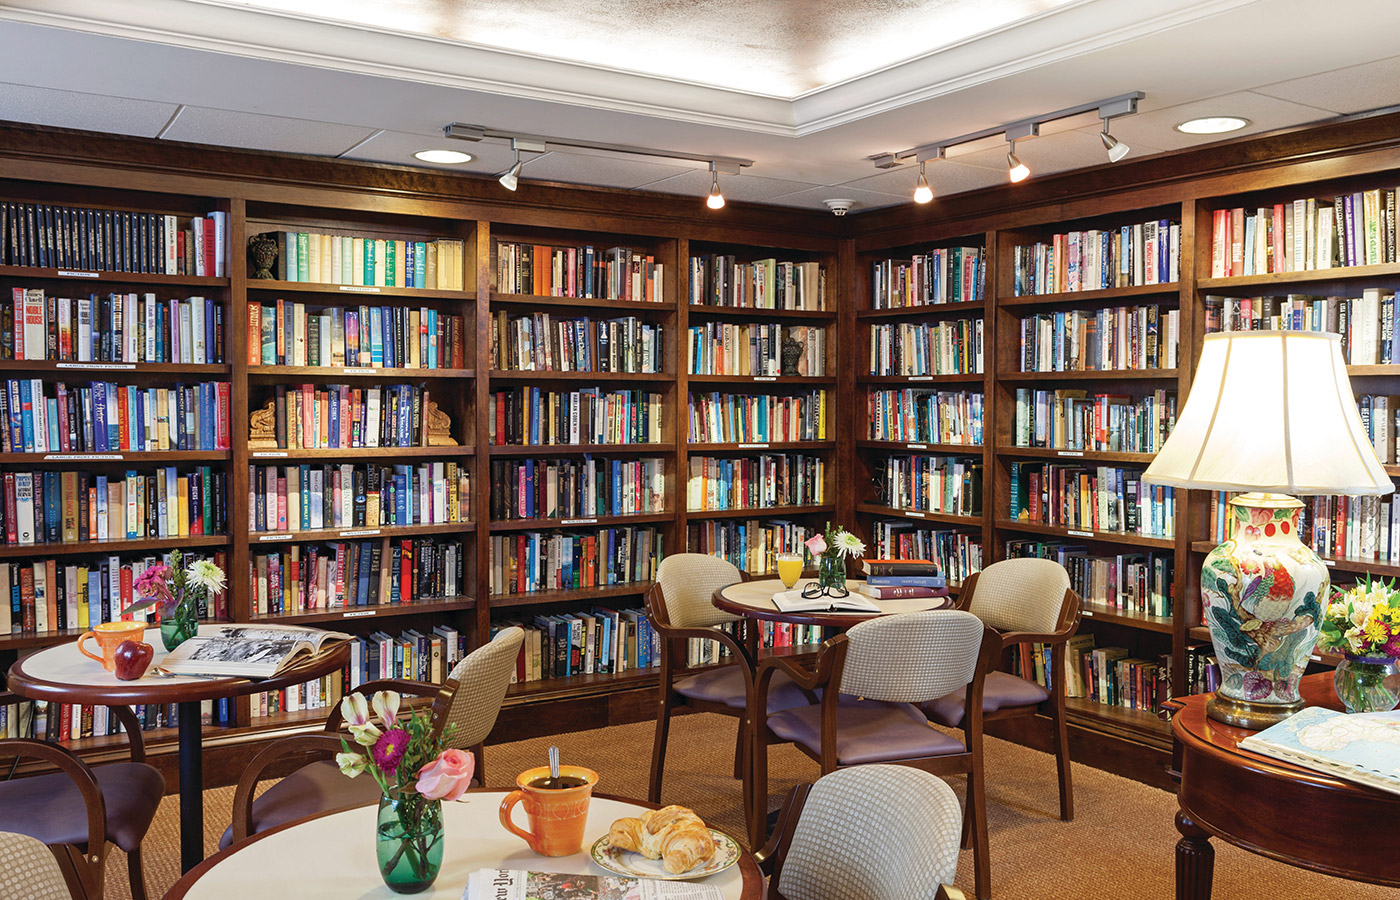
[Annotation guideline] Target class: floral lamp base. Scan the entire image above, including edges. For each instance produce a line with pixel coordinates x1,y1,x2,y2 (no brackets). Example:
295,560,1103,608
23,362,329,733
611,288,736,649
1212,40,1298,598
1201,493,1328,730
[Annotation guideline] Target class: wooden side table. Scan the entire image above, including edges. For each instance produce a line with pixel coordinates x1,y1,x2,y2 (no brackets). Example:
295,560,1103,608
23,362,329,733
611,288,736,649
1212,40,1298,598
1171,672,1400,898
6,628,350,872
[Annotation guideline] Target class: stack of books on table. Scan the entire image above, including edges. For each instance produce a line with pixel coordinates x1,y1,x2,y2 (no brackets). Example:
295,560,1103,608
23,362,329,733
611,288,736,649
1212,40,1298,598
856,559,948,599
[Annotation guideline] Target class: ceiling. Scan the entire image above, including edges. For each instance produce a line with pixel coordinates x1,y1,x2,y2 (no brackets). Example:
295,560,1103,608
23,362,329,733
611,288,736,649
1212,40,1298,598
1,0,1399,213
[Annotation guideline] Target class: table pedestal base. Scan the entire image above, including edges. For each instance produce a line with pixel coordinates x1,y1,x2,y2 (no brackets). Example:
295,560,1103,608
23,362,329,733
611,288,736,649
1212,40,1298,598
178,700,204,872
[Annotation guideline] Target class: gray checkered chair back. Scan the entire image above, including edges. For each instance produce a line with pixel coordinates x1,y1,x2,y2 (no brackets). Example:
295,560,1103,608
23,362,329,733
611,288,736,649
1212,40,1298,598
965,557,1070,634
780,765,962,900
840,610,984,703
440,626,525,749
0,832,73,900
655,553,742,629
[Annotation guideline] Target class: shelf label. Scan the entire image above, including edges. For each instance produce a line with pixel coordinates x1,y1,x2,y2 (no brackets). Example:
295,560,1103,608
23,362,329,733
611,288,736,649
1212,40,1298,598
1067,529,1093,538
57,270,98,278
1081,608,1095,617
906,443,928,450
1324,559,1336,567
252,451,289,458
1057,450,1084,457
753,376,778,382
905,510,925,518
1309,654,1321,662
340,529,381,538
738,442,770,449
57,362,135,371
257,534,292,542
562,518,598,525
339,285,381,293
343,610,378,618
908,376,934,382
344,367,377,375
45,453,121,461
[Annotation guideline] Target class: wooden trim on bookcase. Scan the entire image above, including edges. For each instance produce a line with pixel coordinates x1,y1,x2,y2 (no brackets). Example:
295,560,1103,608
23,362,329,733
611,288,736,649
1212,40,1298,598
1172,199,1201,697
836,238,858,533
665,237,685,562
979,229,1000,557
226,196,253,728
473,219,493,649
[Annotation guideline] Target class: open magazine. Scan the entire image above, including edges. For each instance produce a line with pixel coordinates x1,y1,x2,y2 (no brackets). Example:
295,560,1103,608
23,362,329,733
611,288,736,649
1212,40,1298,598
157,624,351,678
465,868,724,900
771,588,879,614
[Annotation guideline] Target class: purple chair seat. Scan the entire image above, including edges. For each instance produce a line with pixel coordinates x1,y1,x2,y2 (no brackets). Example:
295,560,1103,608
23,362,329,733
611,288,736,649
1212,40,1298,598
767,695,965,766
218,758,386,849
922,671,1050,727
0,761,163,852
674,664,810,711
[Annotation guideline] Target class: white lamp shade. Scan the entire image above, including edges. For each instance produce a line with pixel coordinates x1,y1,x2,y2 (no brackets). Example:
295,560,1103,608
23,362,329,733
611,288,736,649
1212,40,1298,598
1144,331,1393,495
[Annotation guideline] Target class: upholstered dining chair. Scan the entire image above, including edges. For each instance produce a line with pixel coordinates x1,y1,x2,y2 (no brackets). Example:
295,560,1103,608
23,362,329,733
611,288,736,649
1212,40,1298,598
750,610,997,900
756,765,968,900
0,693,163,900
225,626,525,847
0,831,95,900
922,558,1082,821
645,554,811,808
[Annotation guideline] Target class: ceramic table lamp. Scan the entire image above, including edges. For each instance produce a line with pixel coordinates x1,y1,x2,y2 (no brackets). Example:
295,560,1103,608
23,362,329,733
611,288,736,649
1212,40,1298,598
1144,331,1393,728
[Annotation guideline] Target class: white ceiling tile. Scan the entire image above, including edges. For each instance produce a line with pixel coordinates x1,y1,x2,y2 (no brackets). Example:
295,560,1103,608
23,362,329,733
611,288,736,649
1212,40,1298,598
638,169,821,202
340,129,523,172
510,151,693,189
159,106,377,155
0,82,177,138
1085,91,1336,154
1253,55,1400,115
760,185,906,213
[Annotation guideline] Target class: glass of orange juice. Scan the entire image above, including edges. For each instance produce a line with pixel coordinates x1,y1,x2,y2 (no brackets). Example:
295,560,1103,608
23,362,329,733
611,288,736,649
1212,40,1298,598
775,552,803,589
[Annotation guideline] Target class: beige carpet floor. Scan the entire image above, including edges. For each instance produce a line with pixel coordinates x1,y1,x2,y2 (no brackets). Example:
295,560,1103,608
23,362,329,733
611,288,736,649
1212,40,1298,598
105,713,1394,900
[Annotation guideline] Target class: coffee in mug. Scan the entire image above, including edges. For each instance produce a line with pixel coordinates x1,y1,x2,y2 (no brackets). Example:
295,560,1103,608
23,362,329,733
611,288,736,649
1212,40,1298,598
499,765,599,856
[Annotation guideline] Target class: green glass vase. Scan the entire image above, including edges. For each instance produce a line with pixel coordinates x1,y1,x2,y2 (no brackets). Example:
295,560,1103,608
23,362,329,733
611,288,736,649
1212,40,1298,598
816,552,847,593
376,791,444,894
1334,654,1400,714
160,599,199,652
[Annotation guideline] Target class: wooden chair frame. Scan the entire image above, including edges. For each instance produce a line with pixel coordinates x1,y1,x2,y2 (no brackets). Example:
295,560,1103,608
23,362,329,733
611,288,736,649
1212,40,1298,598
754,783,969,900
953,571,1083,821
749,625,1000,900
229,677,464,845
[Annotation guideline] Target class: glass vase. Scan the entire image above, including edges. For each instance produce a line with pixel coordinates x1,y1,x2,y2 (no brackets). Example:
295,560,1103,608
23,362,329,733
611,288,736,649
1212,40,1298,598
817,552,847,593
160,599,199,652
376,791,444,894
1333,654,1400,714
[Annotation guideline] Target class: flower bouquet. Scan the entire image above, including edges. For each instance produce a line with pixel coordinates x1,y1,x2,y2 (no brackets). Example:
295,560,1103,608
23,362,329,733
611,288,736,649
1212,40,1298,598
336,690,471,893
801,523,866,599
120,549,226,651
1319,577,1400,713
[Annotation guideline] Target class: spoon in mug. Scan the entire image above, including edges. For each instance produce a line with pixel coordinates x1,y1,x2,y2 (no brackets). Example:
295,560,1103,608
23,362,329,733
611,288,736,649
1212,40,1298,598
548,745,560,787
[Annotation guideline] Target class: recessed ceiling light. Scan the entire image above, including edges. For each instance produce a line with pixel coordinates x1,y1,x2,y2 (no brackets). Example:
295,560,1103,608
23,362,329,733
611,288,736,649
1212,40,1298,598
1175,117,1250,135
415,149,473,164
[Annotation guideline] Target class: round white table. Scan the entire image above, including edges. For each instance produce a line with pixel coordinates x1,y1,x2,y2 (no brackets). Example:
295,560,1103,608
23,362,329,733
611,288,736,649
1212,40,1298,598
165,791,762,899
713,577,952,627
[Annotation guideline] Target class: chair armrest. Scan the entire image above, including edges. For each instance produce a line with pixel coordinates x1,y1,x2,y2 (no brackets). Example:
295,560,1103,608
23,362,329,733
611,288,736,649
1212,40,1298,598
229,732,348,845
936,886,968,900
755,647,836,694
653,622,753,672
753,783,810,878
0,738,106,852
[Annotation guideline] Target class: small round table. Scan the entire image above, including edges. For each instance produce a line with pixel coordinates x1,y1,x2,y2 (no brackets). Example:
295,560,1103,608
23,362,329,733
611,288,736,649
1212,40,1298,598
164,790,763,899
5,627,350,873
1171,672,1400,898
713,577,952,628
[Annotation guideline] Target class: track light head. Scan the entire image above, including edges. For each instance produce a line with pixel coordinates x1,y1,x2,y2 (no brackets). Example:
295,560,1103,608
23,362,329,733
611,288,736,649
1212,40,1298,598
913,161,933,204
706,162,725,210
499,150,523,191
1101,121,1129,163
1007,141,1030,183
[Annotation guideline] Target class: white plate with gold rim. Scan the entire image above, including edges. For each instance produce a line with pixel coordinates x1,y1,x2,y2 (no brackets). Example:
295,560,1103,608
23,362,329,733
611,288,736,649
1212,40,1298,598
589,829,741,880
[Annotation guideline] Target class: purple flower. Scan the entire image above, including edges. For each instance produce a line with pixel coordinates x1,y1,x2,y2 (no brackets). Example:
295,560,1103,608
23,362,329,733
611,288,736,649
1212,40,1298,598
1241,671,1273,700
372,728,410,775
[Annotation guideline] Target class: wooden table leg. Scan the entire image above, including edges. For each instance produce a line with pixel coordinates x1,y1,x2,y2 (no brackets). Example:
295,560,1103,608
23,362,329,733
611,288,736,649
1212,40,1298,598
178,700,204,872
1175,810,1214,900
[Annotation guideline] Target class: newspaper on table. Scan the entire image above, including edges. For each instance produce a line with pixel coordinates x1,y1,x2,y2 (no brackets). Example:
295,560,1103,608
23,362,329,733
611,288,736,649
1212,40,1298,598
465,868,725,900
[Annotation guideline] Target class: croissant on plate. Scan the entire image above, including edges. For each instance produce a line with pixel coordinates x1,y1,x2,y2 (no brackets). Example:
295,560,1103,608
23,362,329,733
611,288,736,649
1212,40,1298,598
607,804,716,874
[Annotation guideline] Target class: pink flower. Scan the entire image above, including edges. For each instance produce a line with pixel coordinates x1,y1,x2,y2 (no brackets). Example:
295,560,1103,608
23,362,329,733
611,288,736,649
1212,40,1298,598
804,533,827,556
134,564,172,594
372,728,410,775
415,748,475,801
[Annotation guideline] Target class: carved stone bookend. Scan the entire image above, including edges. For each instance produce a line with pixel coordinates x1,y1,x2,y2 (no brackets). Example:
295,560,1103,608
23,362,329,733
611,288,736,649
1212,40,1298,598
247,232,278,280
425,399,457,446
249,399,278,448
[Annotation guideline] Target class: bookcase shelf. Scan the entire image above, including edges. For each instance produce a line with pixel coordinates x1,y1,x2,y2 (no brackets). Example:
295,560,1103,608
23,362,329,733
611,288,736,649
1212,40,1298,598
249,522,474,545
1000,282,1179,307
686,503,835,521
686,374,836,385
1197,261,1400,291
249,597,476,626
995,519,1175,550
687,304,835,321
0,265,229,288
0,451,231,464
489,293,674,313
488,582,651,609
1065,697,1171,741
1189,539,1400,579
997,369,1179,383
489,370,669,383
248,365,474,380
488,512,672,532
858,373,984,385
247,446,473,461
686,441,836,453
487,443,667,457
855,503,981,527
855,440,984,454
856,300,985,320
0,534,228,559
247,279,473,301
995,447,1158,465
0,361,232,376
1079,601,1174,634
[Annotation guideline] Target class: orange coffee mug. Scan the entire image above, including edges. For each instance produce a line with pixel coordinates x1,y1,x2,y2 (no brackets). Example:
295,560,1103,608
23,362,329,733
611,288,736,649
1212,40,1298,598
77,621,149,672
499,765,599,857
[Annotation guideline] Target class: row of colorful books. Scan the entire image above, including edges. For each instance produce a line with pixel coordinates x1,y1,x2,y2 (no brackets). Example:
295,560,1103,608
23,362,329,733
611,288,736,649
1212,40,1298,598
497,243,663,303
2,379,230,453
248,461,470,533
250,538,467,615
685,453,825,512
1204,290,1398,365
872,455,982,517
686,390,828,444
0,203,226,276
868,522,982,587
1208,193,1394,277
487,457,665,521
1017,305,1180,373
487,528,662,596
1013,219,1180,295
490,311,664,374
248,300,467,369
0,698,233,741
870,246,984,309
1004,540,1173,618
6,290,223,364
1008,462,1176,538
686,322,827,377
685,519,812,576
1012,388,1177,454
4,467,225,545
867,317,984,377
261,382,444,450
687,255,824,311
1209,490,1400,564
265,232,466,290
487,387,663,447
866,389,983,446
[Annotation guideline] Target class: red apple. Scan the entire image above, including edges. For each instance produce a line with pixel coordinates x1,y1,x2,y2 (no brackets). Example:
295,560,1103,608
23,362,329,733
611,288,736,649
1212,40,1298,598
113,639,154,681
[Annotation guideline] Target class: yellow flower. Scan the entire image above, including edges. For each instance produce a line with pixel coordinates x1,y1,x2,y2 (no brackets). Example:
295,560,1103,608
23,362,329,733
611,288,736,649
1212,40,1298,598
1364,616,1389,645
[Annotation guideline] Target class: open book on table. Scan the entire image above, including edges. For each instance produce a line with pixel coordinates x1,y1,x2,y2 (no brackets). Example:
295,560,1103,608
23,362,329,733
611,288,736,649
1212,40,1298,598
465,868,723,900
771,588,880,614
157,624,352,679
1239,705,1400,797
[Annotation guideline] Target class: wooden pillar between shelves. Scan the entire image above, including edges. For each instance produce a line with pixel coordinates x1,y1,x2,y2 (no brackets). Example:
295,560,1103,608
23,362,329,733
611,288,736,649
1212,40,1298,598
473,220,493,650
225,196,253,728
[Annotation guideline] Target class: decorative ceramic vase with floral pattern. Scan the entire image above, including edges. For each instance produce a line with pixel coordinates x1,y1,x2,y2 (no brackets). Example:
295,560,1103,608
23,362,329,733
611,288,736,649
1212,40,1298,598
1200,493,1329,729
